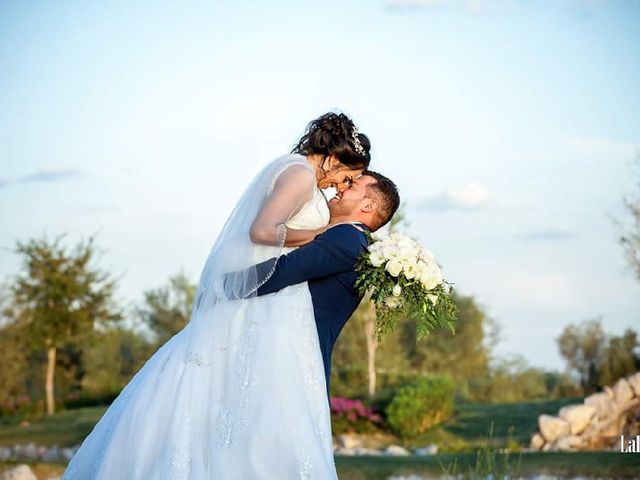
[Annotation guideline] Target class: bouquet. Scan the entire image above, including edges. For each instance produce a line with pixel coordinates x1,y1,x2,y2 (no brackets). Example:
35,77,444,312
354,232,457,342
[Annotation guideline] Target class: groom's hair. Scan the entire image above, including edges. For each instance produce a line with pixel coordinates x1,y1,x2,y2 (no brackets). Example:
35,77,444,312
362,171,400,230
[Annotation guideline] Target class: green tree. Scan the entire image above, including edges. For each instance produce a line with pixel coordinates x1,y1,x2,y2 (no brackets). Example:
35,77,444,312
402,292,491,399
136,272,196,347
81,327,154,396
596,328,639,387
619,153,640,283
5,234,121,415
557,317,606,393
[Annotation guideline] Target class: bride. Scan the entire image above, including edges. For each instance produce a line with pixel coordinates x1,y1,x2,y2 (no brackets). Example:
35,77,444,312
61,111,372,479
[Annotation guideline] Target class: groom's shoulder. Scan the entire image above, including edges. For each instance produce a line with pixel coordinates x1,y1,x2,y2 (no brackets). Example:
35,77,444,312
321,224,369,253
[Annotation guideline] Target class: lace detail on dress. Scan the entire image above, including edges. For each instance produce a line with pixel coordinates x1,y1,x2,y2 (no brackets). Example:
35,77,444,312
168,409,192,478
216,305,259,449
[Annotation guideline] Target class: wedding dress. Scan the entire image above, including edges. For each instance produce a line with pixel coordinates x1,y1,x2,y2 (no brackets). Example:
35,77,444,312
61,154,338,479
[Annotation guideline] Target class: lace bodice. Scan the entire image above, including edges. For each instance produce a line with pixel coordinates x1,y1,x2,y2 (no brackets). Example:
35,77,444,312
284,183,330,230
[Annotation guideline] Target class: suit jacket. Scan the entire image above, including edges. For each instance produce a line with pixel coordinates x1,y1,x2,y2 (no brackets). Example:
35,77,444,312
255,223,370,402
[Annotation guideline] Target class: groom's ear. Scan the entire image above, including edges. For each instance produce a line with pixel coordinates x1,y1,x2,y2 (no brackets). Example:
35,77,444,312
360,197,378,214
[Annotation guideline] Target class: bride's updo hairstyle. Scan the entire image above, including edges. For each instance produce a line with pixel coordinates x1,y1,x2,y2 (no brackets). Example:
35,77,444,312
292,112,372,170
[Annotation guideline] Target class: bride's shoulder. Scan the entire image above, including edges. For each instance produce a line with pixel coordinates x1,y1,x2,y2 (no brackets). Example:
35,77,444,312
268,153,314,184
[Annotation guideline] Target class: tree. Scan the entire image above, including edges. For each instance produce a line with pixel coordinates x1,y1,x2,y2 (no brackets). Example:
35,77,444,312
6,234,121,415
619,153,640,283
557,317,606,393
402,292,491,399
596,328,639,387
136,272,196,347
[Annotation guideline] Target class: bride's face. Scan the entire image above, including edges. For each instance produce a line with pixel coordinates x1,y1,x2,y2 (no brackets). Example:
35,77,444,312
318,156,364,191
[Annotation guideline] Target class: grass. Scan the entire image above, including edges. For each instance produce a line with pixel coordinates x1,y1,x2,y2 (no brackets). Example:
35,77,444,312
3,397,639,479
0,405,107,447
393,397,581,451
335,452,640,480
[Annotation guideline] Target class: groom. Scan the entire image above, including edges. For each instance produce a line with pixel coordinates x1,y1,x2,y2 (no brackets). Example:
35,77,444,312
252,170,400,402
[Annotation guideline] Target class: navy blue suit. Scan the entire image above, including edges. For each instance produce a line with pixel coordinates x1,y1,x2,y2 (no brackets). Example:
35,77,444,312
254,223,370,401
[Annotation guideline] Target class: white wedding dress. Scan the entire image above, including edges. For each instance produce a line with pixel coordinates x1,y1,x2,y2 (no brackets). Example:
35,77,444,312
61,155,338,479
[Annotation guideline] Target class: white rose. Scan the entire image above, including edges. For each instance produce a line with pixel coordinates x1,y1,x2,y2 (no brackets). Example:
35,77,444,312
402,260,419,279
392,284,402,297
385,259,403,277
420,264,443,290
369,251,385,267
427,293,439,305
384,296,401,309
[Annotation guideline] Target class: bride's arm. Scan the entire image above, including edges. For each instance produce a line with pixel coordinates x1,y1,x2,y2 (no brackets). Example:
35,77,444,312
250,165,327,247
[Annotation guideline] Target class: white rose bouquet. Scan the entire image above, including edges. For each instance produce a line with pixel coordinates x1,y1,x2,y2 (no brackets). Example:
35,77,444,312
354,232,457,342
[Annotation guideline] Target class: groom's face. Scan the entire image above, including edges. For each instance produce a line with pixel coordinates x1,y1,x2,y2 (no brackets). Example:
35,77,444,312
328,174,376,218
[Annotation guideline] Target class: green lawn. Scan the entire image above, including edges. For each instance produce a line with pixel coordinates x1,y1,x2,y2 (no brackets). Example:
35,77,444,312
0,405,108,447
335,452,640,479
0,398,580,449
4,397,639,479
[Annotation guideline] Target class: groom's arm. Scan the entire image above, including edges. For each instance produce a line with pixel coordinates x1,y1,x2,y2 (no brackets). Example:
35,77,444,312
254,224,367,296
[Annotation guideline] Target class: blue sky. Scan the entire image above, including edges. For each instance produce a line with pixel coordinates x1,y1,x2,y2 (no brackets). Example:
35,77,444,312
1,0,639,369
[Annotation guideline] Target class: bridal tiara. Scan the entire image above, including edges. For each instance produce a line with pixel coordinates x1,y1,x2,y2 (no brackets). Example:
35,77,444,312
351,126,366,156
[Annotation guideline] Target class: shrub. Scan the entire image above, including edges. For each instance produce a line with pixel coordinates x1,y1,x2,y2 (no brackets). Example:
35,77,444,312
330,396,384,434
385,375,455,437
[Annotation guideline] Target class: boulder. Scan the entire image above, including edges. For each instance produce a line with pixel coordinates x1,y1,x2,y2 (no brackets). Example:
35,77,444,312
42,446,62,462
626,372,640,397
0,465,37,480
612,378,634,404
383,445,411,456
558,404,596,435
336,434,361,449
538,414,570,442
412,444,438,455
530,433,544,450
554,435,583,451
584,392,616,419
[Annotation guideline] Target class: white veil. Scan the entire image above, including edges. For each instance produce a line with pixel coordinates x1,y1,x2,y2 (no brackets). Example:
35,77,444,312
181,153,317,369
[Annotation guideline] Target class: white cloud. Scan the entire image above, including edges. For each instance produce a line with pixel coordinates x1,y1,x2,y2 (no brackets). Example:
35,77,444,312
517,227,576,243
17,166,82,184
386,0,516,14
528,136,638,163
419,181,493,211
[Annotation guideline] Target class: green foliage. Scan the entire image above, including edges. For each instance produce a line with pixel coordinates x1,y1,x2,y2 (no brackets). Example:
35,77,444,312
79,327,153,397
466,355,550,403
135,272,195,347
8,234,122,348
385,375,455,438
353,232,457,343
401,292,490,399
557,318,639,393
442,424,522,480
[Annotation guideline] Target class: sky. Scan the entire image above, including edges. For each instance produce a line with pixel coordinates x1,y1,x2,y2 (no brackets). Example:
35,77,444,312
1,0,639,370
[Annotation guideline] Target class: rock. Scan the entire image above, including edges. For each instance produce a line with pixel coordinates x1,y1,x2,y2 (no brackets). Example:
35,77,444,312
383,445,411,456
558,404,597,435
0,447,12,461
538,414,570,442
0,464,37,480
353,447,382,456
335,434,361,449
333,447,356,456
412,444,438,455
584,392,616,419
61,447,77,462
604,386,615,398
612,378,634,404
554,435,583,451
42,446,62,462
628,372,640,397
530,432,545,450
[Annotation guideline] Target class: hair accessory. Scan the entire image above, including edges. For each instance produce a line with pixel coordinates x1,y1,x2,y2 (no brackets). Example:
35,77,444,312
351,125,366,156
